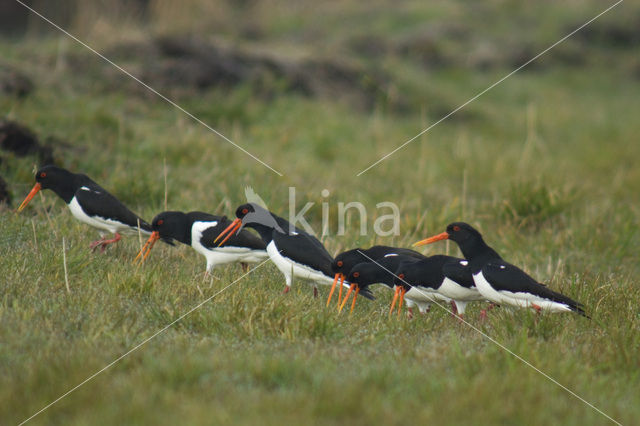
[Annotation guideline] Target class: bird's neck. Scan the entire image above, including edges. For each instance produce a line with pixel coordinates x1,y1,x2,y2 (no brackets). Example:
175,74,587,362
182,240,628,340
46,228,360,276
57,174,88,204
458,236,502,273
270,211,299,234
375,271,396,288
178,225,192,246
247,222,275,243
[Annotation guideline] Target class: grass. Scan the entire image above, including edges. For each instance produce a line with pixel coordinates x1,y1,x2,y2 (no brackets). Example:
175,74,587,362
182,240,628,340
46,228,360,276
1,0,640,424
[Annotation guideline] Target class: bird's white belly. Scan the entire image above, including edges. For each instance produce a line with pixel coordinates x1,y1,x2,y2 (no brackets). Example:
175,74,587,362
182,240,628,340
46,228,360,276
438,277,483,301
195,246,268,272
191,221,268,271
497,290,573,312
473,271,571,312
473,271,509,305
266,241,334,286
405,286,449,304
68,196,126,234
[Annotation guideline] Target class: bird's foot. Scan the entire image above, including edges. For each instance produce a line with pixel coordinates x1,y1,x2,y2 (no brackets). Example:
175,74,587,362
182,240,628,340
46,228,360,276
90,233,121,253
407,307,414,320
532,304,542,323
480,309,488,321
282,286,291,295
89,238,106,252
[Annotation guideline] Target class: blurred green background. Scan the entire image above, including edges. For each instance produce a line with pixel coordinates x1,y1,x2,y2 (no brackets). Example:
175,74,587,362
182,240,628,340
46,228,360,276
1,1,638,425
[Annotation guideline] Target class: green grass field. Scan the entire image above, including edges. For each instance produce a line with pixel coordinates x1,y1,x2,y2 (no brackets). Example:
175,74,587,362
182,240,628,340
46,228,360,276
1,1,639,424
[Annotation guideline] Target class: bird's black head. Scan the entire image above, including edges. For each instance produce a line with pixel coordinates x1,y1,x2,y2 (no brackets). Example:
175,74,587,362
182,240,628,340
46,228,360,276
413,222,483,249
392,262,415,291
235,203,255,220
393,257,446,290
445,222,482,244
18,165,78,211
34,165,76,191
347,261,398,290
232,202,283,233
332,249,364,275
151,211,190,245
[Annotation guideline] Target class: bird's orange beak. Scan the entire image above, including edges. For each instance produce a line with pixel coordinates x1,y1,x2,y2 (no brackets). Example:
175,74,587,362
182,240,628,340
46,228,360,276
326,273,344,307
17,183,42,212
413,231,449,247
338,283,356,313
134,231,160,264
349,287,360,315
389,286,400,317
397,288,406,318
214,218,242,246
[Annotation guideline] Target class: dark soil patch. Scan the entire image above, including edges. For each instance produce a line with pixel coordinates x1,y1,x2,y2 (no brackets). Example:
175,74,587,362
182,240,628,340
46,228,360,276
0,175,10,205
573,15,640,48
0,120,56,165
105,36,402,111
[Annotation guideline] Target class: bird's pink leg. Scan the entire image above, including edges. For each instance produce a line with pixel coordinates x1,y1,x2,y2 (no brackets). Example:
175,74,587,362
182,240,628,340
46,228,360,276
407,307,414,320
282,286,291,294
99,233,121,252
450,300,458,317
480,302,497,321
89,237,106,252
313,286,319,299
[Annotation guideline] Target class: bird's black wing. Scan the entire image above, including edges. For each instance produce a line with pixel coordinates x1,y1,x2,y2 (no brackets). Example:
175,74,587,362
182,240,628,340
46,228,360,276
482,260,585,314
272,230,334,277
74,185,151,232
366,246,426,260
193,214,265,250
442,258,475,288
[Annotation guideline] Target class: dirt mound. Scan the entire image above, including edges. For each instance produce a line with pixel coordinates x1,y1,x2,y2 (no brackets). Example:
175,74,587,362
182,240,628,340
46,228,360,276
106,36,400,111
0,120,56,165
0,175,10,205
573,15,640,48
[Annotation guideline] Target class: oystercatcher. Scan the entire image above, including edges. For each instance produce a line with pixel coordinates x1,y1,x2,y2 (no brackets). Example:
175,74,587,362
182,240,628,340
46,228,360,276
17,165,152,252
338,253,421,314
215,202,373,300
392,255,483,318
135,211,268,273
413,222,586,316
328,246,424,307
387,256,456,318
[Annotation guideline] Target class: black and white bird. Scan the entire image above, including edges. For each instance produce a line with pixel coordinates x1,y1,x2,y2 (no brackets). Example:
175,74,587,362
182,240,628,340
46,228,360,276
18,165,151,251
339,253,422,315
328,246,425,307
135,211,268,273
414,222,586,316
392,255,482,318
215,202,373,300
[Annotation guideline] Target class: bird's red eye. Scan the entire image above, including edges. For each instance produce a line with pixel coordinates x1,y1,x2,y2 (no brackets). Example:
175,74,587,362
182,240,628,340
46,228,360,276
40,172,46,178
242,208,248,214
453,225,461,232
353,272,359,278
337,260,343,267
398,273,405,279
157,219,164,226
